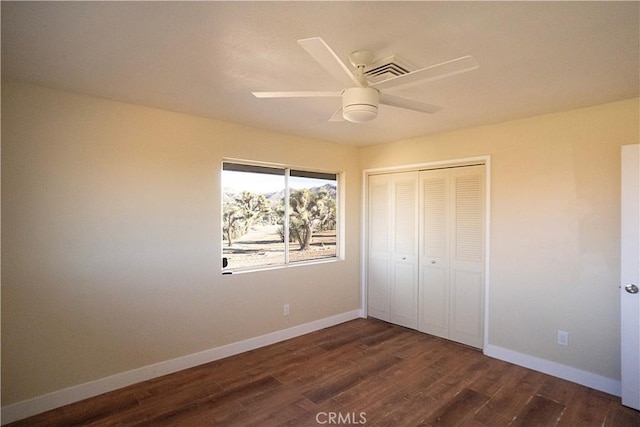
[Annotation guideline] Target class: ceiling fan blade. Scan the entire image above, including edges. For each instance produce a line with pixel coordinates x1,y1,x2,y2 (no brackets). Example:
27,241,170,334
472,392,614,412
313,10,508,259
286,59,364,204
252,91,341,98
373,55,479,90
298,37,362,88
328,107,345,122
379,93,443,114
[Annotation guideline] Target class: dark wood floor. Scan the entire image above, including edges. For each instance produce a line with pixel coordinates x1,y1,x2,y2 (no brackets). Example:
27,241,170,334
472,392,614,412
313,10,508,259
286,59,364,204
9,318,640,426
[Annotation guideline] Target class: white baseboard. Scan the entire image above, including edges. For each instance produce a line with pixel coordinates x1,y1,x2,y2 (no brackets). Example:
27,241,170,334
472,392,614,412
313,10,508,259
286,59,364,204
484,344,621,397
1,309,364,425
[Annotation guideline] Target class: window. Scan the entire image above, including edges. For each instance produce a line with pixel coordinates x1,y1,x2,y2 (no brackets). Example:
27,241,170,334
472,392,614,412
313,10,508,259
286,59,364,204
222,162,338,272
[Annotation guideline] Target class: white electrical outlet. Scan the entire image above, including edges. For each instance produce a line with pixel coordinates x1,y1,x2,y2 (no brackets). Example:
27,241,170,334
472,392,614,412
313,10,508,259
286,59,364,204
283,304,290,316
557,330,569,346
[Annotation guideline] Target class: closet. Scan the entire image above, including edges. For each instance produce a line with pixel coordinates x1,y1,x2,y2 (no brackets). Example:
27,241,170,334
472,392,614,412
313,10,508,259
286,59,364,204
367,164,485,348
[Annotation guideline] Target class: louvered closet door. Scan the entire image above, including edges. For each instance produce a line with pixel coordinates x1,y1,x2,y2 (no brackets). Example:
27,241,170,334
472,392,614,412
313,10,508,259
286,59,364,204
418,168,451,339
390,172,419,328
367,172,419,329
419,165,485,348
367,174,393,323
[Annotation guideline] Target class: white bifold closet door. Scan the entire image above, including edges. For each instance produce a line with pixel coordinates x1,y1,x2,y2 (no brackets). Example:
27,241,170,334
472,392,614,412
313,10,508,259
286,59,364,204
419,165,485,348
367,164,485,348
367,171,419,329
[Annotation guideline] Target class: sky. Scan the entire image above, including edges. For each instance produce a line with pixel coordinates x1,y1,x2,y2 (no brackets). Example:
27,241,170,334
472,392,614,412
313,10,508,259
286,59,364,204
222,170,334,194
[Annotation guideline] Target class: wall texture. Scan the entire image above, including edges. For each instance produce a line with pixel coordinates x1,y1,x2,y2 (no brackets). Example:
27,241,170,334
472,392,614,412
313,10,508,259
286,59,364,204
360,98,640,381
1,81,362,405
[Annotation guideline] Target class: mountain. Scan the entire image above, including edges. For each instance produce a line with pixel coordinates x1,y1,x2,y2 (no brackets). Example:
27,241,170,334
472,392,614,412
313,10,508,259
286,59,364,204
224,184,337,208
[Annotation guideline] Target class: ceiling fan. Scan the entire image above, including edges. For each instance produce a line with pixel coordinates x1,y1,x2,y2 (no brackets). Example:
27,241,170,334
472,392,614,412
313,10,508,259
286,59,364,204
252,37,479,123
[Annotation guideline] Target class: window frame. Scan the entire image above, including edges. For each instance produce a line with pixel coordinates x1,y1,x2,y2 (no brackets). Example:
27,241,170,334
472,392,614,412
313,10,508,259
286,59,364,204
221,160,342,274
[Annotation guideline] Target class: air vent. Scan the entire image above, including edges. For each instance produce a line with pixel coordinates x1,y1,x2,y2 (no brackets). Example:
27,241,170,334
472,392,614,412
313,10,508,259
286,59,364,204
364,55,417,84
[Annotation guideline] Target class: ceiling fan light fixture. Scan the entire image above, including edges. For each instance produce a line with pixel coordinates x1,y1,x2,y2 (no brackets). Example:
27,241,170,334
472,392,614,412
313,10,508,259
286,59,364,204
342,87,379,123
343,104,378,123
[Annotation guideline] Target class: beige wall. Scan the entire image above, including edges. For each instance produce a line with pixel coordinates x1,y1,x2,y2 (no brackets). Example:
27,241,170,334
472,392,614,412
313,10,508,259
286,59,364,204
1,81,362,405
361,98,640,380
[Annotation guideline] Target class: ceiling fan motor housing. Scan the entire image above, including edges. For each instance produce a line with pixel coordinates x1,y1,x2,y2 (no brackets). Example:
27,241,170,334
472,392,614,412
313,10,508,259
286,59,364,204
342,87,379,122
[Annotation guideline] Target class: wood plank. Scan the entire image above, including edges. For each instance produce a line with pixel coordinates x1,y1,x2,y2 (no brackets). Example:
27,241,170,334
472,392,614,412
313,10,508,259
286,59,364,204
536,374,581,405
511,395,565,427
604,403,640,427
303,355,401,403
473,367,546,425
421,388,490,426
556,386,613,427
467,356,522,397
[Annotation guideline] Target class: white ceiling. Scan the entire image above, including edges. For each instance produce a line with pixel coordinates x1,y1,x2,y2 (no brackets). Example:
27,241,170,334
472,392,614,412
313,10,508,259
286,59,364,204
2,1,638,146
